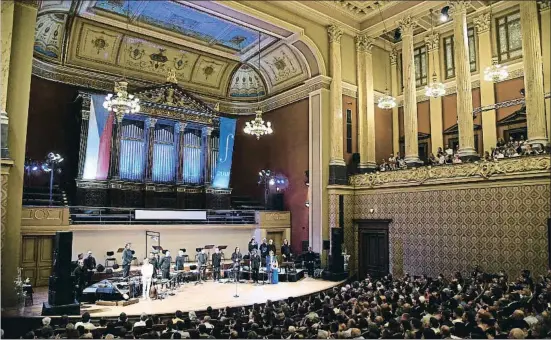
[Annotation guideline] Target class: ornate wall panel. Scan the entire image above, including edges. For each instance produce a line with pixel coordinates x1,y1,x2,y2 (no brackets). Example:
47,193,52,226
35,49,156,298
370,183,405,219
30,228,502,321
342,182,550,279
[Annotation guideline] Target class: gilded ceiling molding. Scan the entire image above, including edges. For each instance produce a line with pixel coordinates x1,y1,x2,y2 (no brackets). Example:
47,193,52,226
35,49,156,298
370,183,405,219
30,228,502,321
14,0,39,9
539,1,551,12
342,81,358,99
473,12,491,34
350,156,551,189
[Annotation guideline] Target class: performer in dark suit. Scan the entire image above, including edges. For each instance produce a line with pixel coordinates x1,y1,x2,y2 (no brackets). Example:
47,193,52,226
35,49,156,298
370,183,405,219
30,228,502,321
231,247,242,282
175,250,185,271
212,247,222,282
268,239,276,255
281,239,292,262
304,247,316,277
122,243,133,278
250,249,261,283
248,237,258,254
83,250,96,285
259,239,269,261
149,252,159,278
197,249,208,282
72,260,86,303
159,250,172,279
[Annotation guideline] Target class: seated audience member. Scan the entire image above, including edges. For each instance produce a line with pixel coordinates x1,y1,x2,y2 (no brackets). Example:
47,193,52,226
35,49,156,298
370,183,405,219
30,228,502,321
75,312,96,331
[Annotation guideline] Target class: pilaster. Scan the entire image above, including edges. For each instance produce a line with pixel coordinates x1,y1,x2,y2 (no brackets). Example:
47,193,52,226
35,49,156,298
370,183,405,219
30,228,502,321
145,117,157,181
77,98,91,179
425,32,444,155
538,1,551,144
176,122,186,183
474,12,497,152
328,25,347,184
398,16,422,165
390,49,400,155
520,1,548,146
1,0,14,159
108,113,124,179
450,1,478,159
2,0,37,307
202,126,213,185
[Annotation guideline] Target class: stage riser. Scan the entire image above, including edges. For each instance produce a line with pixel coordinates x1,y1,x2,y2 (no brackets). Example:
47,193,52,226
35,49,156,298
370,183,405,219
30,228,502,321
76,186,230,209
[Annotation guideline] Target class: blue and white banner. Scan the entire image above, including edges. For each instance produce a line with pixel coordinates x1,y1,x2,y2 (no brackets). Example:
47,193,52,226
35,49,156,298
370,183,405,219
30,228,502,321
212,117,236,189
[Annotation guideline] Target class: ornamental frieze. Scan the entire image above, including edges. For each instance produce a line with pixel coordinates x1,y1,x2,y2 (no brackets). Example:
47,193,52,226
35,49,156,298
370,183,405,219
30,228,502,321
349,156,551,188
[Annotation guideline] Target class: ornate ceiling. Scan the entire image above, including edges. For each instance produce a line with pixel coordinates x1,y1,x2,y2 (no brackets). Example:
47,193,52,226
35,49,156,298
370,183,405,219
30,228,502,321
33,0,314,101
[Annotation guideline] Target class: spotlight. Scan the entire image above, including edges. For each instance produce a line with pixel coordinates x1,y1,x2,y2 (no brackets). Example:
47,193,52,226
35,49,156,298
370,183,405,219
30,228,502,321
305,201,310,208
31,166,38,171
269,178,275,186
393,28,401,42
440,6,449,22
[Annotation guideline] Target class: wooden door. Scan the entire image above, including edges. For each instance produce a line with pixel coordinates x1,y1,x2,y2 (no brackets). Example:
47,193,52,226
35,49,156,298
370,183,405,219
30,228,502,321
356,220,390,280
20,236,54,287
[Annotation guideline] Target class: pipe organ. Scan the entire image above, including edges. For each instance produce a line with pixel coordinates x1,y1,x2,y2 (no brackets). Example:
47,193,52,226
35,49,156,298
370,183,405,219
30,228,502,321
76,82,231,209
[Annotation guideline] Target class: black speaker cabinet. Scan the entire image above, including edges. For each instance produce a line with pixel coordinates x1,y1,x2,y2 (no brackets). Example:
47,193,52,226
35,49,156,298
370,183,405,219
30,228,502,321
53,232,73,277
323,240,330,250
48,275,74,306
331,228,343,257
301,240,309,252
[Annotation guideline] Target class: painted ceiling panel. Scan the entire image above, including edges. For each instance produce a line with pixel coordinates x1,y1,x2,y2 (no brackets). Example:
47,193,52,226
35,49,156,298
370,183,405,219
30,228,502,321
93,0,259,52
34,13,67,61
228,64,266,100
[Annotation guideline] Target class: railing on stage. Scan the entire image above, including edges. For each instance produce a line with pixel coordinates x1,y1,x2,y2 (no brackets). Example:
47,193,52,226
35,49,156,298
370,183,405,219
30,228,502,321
68,206,256,225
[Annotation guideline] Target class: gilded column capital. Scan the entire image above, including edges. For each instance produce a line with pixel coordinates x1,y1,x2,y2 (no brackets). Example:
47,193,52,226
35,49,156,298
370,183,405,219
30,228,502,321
424,33,440,51
146,117,157,128
115,112,125,123
81,110,90,120
177,122,187,132
390,48,398,65
14,0,39,9
448,1,470,17
398,16,417,37
327,25,343,44
538,1,551,12
474,12,491,34
202,126,213,136
355,35,374,52
1,1,14,13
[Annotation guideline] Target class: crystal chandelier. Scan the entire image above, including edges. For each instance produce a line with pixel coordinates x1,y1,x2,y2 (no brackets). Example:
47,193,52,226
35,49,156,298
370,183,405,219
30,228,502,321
484,57,508,82
103,81,140,114
378,91,397,109
245,30,273,139
425,75,446,98
244,110,272,139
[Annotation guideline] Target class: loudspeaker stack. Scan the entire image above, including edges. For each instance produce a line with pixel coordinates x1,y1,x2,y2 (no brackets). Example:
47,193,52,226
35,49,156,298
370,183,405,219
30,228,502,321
48,232,75,306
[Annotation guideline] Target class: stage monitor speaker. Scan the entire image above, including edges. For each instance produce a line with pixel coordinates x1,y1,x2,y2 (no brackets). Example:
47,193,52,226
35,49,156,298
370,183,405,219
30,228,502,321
48,275,75,306
301,240,309,252
53,232,73,277
323,240,330,250
42,301,80,316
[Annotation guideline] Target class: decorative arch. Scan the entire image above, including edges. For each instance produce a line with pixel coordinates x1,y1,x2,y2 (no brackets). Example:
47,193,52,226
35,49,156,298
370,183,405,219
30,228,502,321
226,63,267,101
292,35,327,77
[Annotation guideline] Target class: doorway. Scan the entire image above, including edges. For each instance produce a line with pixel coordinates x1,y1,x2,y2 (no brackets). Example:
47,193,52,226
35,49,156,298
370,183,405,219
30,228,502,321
355,219,391,280
20,235,54,287
266,231,283,255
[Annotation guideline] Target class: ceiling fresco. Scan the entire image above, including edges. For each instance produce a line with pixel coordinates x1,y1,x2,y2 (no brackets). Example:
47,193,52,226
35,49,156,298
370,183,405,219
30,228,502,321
34,13,67,61
92,0,261,53
228,64,266,100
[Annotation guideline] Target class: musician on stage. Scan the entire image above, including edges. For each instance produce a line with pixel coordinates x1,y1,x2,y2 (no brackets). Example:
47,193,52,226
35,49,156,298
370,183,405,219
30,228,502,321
259,238,268,261
197,249,208,282
175,250,185,271
212,247,222,282
266,250,278,284
83,250,96,285
231,247,242,282
159,250,172,280
304,247,316,277
281,239,292,262
268,239,277,255
248,237,258,254
149,252,159,278
250,249,261,283
122,243,133,278
72,260,86,303
141,258,154,300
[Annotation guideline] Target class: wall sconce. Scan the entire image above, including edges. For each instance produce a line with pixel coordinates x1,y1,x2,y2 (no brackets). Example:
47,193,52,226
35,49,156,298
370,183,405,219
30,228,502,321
305,201,310,208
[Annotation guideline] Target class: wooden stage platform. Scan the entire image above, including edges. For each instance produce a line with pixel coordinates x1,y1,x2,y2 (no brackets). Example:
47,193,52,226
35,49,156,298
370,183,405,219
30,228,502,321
3,277,342,318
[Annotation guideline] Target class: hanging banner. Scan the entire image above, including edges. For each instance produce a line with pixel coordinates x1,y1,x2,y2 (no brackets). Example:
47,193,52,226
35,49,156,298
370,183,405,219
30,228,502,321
212,117,236,189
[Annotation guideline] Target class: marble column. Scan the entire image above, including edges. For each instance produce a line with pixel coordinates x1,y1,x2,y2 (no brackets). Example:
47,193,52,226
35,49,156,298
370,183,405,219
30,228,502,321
2,0,38,308
1,0,14,159
356,35,377,172
425,33,444,155
145,117,157,181
474,12,498,152
540,2,551,144
176,122,186,183
398,16,422,165
108,113,124,179
520,1,548,146
390,49,400,155
202,126,213,185
77,101,90,179
327,25,346,184
450,1,478,159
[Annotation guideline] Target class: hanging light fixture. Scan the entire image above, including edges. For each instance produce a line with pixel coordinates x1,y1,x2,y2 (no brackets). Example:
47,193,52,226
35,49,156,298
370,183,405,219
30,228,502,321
244,31,273,139
103,2,140,115
425,9,446,98
483,3,508,83
376,3,397,110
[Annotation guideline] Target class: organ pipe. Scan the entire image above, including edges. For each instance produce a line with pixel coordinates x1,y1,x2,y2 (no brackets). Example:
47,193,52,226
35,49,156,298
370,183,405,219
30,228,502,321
119,119,145,181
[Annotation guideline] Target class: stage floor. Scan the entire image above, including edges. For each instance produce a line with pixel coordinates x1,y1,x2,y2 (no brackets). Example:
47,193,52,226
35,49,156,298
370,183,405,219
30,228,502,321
4,277,342,318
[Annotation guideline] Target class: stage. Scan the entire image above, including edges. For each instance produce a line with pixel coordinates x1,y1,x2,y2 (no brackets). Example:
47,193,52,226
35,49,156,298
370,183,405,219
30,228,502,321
4,277,342,318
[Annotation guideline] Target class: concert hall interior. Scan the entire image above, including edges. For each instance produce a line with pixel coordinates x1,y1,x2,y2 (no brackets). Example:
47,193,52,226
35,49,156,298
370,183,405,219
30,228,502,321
1,0,551,339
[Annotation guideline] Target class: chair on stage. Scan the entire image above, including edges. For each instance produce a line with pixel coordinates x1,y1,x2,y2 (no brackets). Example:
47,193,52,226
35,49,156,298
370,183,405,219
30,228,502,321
105,251,117,268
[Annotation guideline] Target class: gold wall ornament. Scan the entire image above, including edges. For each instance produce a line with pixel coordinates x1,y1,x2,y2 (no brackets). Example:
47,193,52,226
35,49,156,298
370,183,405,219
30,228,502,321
474,12,491,34
349,156,551,188
167,68,178,84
